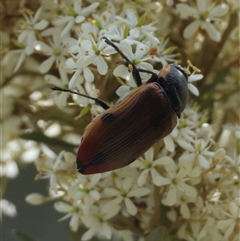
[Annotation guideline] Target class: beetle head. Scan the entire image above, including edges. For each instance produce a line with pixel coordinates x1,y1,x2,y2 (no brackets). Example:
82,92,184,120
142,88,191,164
158,64,188,118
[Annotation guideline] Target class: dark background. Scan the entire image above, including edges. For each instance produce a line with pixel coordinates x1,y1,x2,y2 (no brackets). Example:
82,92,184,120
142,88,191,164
2,164,71,241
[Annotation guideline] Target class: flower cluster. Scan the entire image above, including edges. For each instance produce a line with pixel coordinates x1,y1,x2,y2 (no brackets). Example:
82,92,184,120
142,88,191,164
1,0,238,241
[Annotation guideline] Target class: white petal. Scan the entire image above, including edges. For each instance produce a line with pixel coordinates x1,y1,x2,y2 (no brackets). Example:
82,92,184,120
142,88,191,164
104,205,121,220
188,83,199,96
223,223,235,240
229,201,238,217
203,22,221,42
183,20,201,39
83,67,94,82
54,201,72,212
0,199,17,217
39,56,55,73
164,135,175,152
124,198,137,216
197,0,208,14
69,69,81,88
153,156,174,166
123,177,132,192
119,41,134,60
113,65,129,78
81,228,97,241
61,20,74,37
180,203,190,219
34,19,49,30
128,187,150,197
134,42,148,59
75,16,85,23
137,169,149,186
176,4,198,17
115,85,131,97
129,28,140,39
179,153,196,163
69,214,79,231
14,51,26,72
177,140,195,152
101,223,112,239
18,31,28,43
217,219,234,229
79,2,100,16
89,190,100,201
104,188,120,196
210,4,229,17
33,7,42,23
165,187,177,206
189,73,203,82
102,197,122,213
35,41,52,53
144,148,154,161
198,154,210,168
96,57,108,75
53,17,70,26
77,55,95,68
153,174,171,186
180,183,197,197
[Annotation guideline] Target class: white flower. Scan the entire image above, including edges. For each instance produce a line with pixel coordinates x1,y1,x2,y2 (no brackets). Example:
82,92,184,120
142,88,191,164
152,38,177,65
103,177,150,216
217,201,240,240
155,157,198,206
18,7,49,53
38,151,75,193
0,199,17,219
130,148,170,187
2,116,21,147
115,9,159,44
176,0,229,41
76,38,112,75
68,174,102,214
34,28,68,73
178,139,215,169
177,194,196,219
92,2,116,31
187,72,203,96
81,207,117,240
45,65,70,108
53,1,99,37
25,193,45,205
113,39,154,87
54,201,81,232
65,57,95,86
11,45,30,72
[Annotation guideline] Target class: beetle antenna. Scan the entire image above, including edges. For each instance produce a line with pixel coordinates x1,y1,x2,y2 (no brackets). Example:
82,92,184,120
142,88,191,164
51,86,110,110
103,37,133,67
103,37,144,86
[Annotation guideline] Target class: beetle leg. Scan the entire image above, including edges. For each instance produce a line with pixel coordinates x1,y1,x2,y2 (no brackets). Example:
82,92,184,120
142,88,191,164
103,37,143,87
51,86,110,110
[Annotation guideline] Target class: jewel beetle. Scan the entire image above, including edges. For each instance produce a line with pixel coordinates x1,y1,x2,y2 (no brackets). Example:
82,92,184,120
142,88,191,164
52,37,188,175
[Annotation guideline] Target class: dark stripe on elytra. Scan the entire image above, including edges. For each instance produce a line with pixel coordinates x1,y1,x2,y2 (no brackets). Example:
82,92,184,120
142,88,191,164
77,152,107,174
76,159,86,174
77,110,170,174
150,110,168,128
101,113,117,121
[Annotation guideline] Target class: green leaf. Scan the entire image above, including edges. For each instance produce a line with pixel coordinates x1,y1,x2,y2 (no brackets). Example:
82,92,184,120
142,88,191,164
78,105,91,118
12,230,37,241
20,131,78,151
146,226,171,241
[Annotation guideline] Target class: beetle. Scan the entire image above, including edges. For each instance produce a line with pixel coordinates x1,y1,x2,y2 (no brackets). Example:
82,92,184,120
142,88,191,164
52,37,188,174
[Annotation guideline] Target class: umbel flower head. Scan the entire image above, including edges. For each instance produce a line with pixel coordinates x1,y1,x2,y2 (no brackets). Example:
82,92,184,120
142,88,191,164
1,1,238,241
